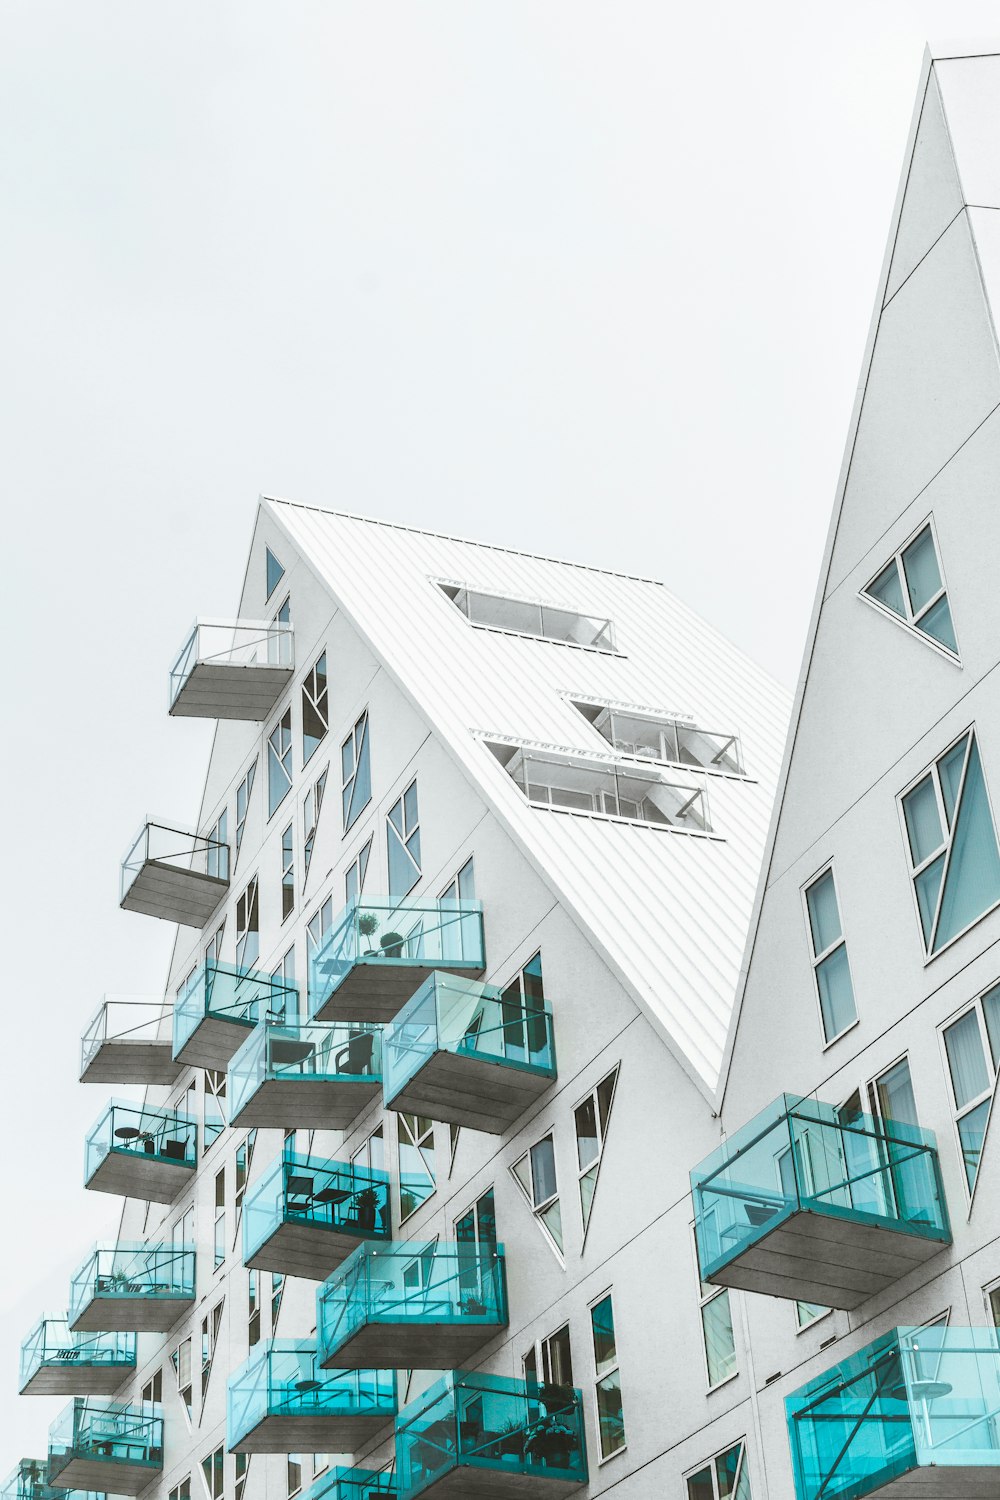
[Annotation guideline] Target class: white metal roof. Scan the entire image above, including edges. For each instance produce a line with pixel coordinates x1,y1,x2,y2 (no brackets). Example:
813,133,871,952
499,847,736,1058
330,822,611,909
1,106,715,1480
266,497,789,1097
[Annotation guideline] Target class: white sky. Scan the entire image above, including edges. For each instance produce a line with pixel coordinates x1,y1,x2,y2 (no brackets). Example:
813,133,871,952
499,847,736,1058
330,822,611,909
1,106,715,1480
2,0,994,1464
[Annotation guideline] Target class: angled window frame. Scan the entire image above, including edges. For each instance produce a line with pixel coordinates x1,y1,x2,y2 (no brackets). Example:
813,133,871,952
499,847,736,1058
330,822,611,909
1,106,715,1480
301,649,329,766
235,874,260,972
684,1437,752,1499
937,983,1000,1208
691,1225,738,1392
800,861,859,1048
859,515,960,663
235,759,257,867
387,777,422,901
265,547,285,603
341,709,372,834
568,694,747,780
588,1287,627,1463
436,576,620,655
573,1064,620,1246
510,1128,564,1266
302,763,329,889
267,706,294,819
280,822,295,923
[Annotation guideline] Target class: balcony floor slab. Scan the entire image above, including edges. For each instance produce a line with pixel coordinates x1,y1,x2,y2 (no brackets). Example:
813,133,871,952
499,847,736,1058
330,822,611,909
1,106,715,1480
48,1455,160,1496
69,1295,194,1334
314,964,485,1026
232,1412,392,1455
321,1322,504,1372
386,1051,553,1134
231,1077,381,1130
405,1465,585,1497
174,1014,255,1071
170,662,293,721
79,1040,183,1087
868,1468,1000,1495
245,1219,379,1281
20,1364,134,1397
85,1150,194,1206
121,862,228,928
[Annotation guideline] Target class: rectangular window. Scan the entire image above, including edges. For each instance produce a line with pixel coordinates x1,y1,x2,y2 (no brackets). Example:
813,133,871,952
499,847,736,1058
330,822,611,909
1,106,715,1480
303,765,328,884
686,1440,751,1499
235,762,257,862
306,896,334,1006
207,920,225,963
302,651,329,764
351,1124,385,1176
234,1456,247,1500
270,949,295,1023
268,708,293,817
489,740,709,832
206,809,228,880
574,699,743,775
172,1336,193,1422
214,1167,226,1271
387,779,421,900
695,1231,737,1389
863,519,958,658
141,1369,162,1405
280,823,294,921
511,1130,563,1258
271,1273,284,1328
575,1068,619,1237
341,711,372,832
523,1324,573,1388
201,1301,223,1400
804,866,857,1043
170,1479,191,1500
286,1456,302,1499
440,581,616,650
398,1113,435,1222
345,838,372,907
590,1294,625,1460
204,1069,227,1151
942,983,1000,1193
236,876,259,971
201,1447,223,1500
248,1270,260,1348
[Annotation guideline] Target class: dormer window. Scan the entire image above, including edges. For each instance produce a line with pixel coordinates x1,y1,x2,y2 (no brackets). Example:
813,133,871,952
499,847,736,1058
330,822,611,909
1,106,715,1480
439,582,616,652
573,699,743,775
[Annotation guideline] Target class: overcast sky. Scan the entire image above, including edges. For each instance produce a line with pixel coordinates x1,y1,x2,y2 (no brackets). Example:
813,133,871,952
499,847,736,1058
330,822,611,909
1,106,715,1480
1,0,993,1463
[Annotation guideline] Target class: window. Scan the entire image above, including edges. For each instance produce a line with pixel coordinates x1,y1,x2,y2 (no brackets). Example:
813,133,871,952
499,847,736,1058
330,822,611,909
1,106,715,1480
306,896,334,1007
268,708,293,817
207,920,225,964
214,1167,226,1270
303,766,328,884
265,547,285,601
455,1187,497,1254
287,1456,302,1499
574,1068,619,1238
235,1132,256,1236
141,1369,162,1405
795,1301,829,1330
804,867,857,1043
942,983,1000,1193
687,1440,751,1500
511,1132,563,1258
398,1113,435,1221
271,1273,285,1328
862,520,958,658
206,809,228,880
169,1479,191,1500
205,1069,227,1150
574,700,743,775
235,762,256,863
172,1336,193,1422
269,595,292,665
440,581,616,651
302,652,329,765
201,1447,224,1500
234,1456,247,1500
345,838,372,906
352,1124,385,1175
489,740,710,831
280,823,294,921
341,711,372,832
201,1301,223,1399
498,953,549,1065
271,949,295,1022
387,780,421,900
900,729,1000,957
523,1324,573,1388
695,1232,737,1389
248,1270,261,1348
590,1294,626,1459
236,876,259,971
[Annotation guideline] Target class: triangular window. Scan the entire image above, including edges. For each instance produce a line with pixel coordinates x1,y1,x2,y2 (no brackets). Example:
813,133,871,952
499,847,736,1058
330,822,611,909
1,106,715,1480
510,1132,563,1263
942,983,1000,1198
574,1065,619,1241
265,547,285,601
862,520,959,658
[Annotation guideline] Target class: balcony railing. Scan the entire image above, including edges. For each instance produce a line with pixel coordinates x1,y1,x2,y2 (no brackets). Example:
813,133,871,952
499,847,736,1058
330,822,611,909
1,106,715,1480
84,1100,196,1205
19,1317,135,1396
243,1150,390,1279
304,1469,397,1500
1,1458,101,1500
229,1021,382,1130
69,1244,196,1333
173,960,299,1070
317,1241,508,1370
787,1326,1000,1500
120,820,229,928
395,1371,588,1499
227,1341,396,1454
47,1400,163,1498
309,897,485,1025
383,973,556,1133
690,1094,951,1308
79,997,181,1086
169,617,294,721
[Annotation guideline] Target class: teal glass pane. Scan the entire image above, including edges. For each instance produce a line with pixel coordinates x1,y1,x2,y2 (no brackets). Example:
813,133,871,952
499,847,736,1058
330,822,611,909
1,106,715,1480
934,738,1000,951
816,943,856,1040
19,1318,136,1393
242,1151,390,1265
1,1458,102,1500
958,1099,990,1192
900,526,942,615
938,738,968,826
229,1020,383,1125
702,1292,736,1386
84,1101,197,1189
914,854,944,944
866,559,906,617
918,594,958,654
303,1469,397,1500
173,961,299,1061
902,776,943,866
715,1443,749,1500
686,1468,714,1500
68,1243,196,1328
595,1370,624,1458
943,1010,990,1110
47,1401,163,1486
395,1369,588,1498
805,871,842,955
266,548,284,600
388,827,419,903
226,1341,395,1451
983,983,1000,1067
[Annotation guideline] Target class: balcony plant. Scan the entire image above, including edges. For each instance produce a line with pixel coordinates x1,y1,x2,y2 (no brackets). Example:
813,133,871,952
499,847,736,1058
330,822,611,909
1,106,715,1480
380,931,405,958
357,912,379,954
460,1295,488,1316
524,1413,576,1469
352,1186,381,1231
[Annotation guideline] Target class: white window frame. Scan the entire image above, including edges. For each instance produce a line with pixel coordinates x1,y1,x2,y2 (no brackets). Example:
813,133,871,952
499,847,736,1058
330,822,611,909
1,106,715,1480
684,1438,751,1499
800,861,858,1049
692,1227,738,1392
859,514,960,664
510,1131,564,1266
573,1066,619,1246
280,822,294,923
588,1288,626,1463
522,1321,574,1388
345,836,373,907
437,577,619,654
199,1446,224,1500
267,706,293,819
341,709,372,834
387,779,421,900
301,650,329,765
568,694,747,780
398,1112,435,1223
236,875,259,972
235,760,257,865
302,764,328,887
938,987,1000,1209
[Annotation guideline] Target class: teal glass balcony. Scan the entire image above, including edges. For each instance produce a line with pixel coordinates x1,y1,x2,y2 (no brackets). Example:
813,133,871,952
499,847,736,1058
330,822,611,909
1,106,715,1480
173,960,299,1070
2,1459,100,1500
84,1101,196,1204
169,617,294,721
80,998,181,1086
229,1021,382,1130
47,1400,163,1497
395,1371,588,1498
309,897,485,1025
243,1150,390,1279
383,974,556,1134
690,1094,950,1308
226,1340,396,1453
304,1469,397,1500
19,1317,136,1396
120,820,229,928
787,1326,1000,1499
317,1241,508,1370
69,1244,196,1333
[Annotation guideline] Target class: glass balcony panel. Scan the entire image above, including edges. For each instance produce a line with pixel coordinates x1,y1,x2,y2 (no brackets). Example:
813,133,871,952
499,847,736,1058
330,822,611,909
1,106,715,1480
2,1458,101,1500
120,821,229,928
304,1469,397,1500
691,1094,951,1308
226,1340,396,1454
84,1101,196,1205
79,998,181,1086
309,898,485,1025
317,1241,508,1370
787,1326,1000,1500
47,1400,163,1497
243,1150,391,1279
19,1316,136,1396
383,973,556,1133
173,960,300,1069
395,1370,588,1499
169,617,294,720
69,1243,196,1333
229,1021,383,1130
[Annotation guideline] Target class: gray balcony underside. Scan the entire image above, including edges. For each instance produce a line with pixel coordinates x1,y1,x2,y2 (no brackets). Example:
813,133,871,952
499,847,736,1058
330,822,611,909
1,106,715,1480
230,1077,381,1130
69,1294,194,1334
867,1467,1000,1495
169,661,294,721
48,1454,161,1496
245,1219,378,1280
706,1207,948,1309
121,861,229,928
313,962,486,1025
19,1362,135,1396
409,1466,585,1497
320,1319,505,1371
232,1411,392,1455
79,1040,183,1087
174,1013,255,1071
86,1150,194,1206
386,1051,553,1134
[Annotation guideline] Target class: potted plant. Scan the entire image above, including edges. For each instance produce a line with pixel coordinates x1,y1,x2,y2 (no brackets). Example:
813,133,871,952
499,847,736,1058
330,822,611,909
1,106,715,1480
380,931,405,959
357,912,380,954
460,1295,488,1316
497,1418,523,1462
539,1381,574,1416
525,1414,576,1469
352,1186,381,1231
